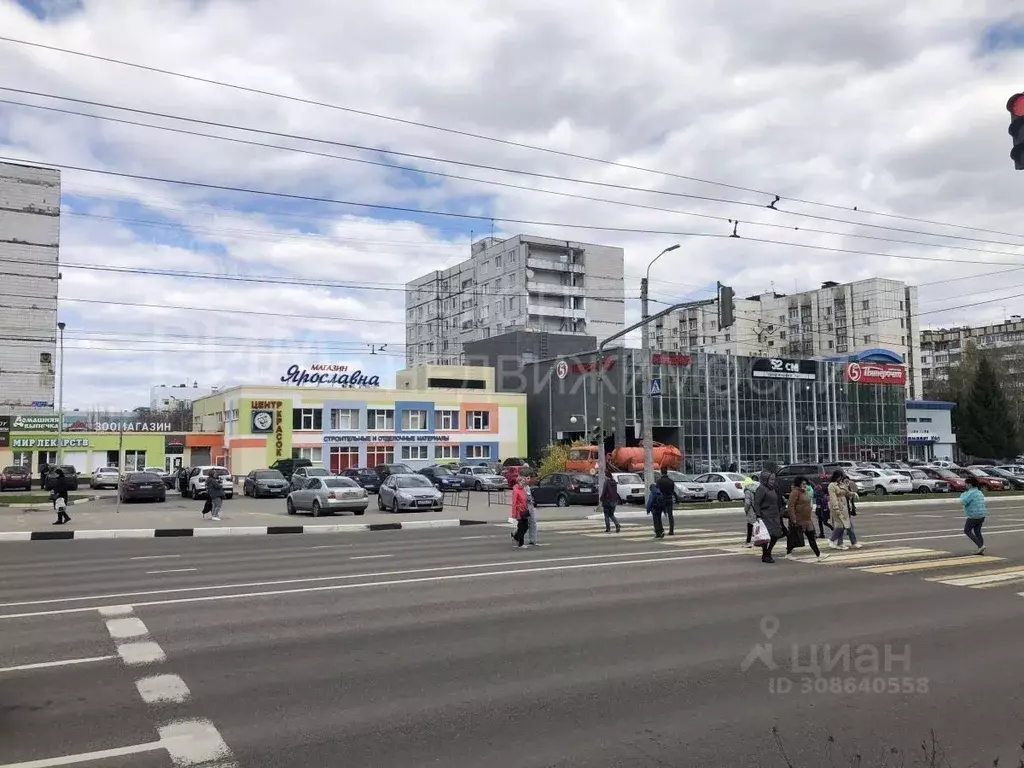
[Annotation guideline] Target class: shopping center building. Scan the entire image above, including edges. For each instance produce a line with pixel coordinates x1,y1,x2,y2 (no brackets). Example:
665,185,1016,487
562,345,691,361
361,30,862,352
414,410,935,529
190,365,527,477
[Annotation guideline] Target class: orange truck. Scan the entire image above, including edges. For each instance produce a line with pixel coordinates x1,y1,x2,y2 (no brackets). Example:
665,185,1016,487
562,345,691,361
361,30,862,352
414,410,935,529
566,443,683,474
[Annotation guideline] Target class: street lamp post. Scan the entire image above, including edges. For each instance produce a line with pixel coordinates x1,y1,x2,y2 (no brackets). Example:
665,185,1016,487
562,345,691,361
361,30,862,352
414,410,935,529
56,321,66,465
640,244,680,487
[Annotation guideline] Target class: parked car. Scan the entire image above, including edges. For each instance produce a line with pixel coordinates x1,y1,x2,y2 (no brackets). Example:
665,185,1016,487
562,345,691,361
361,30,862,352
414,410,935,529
856,468,913,495
501,462,532,486
144,466,176,489
953,467,1008,491
996,464,1024,477
455,465,508,491
843,471,874,495
882,462,911,471
611,472,646,504
692,472,747,502
184,466,234,499
666,471,710,503
89,466,121,490
378,474,443,512
0,465,32,491
775,463,845,497
502,457,530,468
119,471,167,503
895,469,949,493
268,457,312,480
374,463,414,481
982,466,1024,490
341,467,381,493
418,465,464,491
531,472,599,507
43,465,79,491
287,476,368,516
290,466,332,491
930,460,959,469
243,469,291,498
919,466,967,491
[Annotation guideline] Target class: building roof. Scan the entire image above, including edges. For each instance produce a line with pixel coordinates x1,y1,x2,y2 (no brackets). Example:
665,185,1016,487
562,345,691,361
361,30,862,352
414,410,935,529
906,400,955,411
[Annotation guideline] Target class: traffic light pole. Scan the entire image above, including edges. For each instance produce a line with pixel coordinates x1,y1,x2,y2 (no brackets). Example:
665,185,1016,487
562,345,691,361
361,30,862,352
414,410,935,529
640,277,655,488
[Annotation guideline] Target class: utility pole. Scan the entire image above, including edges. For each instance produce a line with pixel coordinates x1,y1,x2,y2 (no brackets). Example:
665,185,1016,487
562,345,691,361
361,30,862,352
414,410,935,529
641,245,679,488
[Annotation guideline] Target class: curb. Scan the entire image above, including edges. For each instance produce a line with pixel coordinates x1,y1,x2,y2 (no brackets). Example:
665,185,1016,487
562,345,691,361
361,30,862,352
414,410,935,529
0,496,101,509
0,518,489,542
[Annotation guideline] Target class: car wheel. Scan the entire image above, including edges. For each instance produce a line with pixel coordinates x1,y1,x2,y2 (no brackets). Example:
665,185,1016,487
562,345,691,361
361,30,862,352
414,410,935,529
377,494,386,511
392,497,400,513
311,500,322,518
717,491,730,502
157,496,166,503
874,485,887,496
286,499,296,515
556,493,569,508
474,481,483,491
354,509,365,516
918,486,930,493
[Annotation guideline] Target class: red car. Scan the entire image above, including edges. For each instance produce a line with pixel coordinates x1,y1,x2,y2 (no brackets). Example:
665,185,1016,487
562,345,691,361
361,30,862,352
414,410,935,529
501,462,534,486
0,465,33,491
954,467,1008,492
920,467,967,491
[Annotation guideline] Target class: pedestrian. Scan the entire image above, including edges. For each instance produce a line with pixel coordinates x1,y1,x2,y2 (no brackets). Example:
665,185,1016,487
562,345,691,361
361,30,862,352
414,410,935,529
511,476,531,548
827,471,860,550
960,474,987,555
50,467,71,525
647,483,667,539
743,476,757,547
524,476,539,546
177,466,189,494
752,471,784,563
785,477,828,562
655,466,676,536
206,471,224,521
599,469,621,533
39,462,49,491
814,482,833,538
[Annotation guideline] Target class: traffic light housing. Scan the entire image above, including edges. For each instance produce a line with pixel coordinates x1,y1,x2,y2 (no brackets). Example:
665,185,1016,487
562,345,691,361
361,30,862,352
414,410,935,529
717,282,735,331
1008,93,1024,170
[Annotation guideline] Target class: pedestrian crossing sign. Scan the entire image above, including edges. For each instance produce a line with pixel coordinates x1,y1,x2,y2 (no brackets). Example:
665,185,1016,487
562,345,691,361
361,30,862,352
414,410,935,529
651,377,662,396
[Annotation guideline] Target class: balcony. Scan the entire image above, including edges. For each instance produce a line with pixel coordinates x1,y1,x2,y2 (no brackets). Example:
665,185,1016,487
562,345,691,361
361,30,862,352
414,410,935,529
527,257,585,274
526,281,584,296
527,304,587,320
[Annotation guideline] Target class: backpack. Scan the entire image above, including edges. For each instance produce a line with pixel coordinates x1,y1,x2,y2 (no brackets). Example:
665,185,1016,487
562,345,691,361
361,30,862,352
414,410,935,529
650,488,666,512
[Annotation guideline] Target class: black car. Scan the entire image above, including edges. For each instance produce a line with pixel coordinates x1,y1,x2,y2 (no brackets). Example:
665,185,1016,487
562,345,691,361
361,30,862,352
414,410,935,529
268,457,313,480
374,463,414,480
532,472,599,507
982,466,1024,490
0,465,32,491
119,472,167,503
43,465,80,491
418,465,464,491
243,469,290,498
342,467,382,493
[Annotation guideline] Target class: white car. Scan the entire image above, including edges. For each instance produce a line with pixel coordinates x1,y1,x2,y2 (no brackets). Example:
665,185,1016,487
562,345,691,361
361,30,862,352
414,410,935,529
666,471,709,502
857,468,912,495
693,472,748,502
90,466,120,489
185,466,234,499
611,473,646,504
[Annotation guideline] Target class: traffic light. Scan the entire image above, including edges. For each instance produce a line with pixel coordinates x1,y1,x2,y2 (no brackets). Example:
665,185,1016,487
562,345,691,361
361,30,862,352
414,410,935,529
1008,93,1024,170
717,282,735,331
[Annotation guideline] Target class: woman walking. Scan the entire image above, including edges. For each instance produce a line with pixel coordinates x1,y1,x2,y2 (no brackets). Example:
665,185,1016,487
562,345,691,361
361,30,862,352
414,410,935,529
960,475,988,554
524,475,539,546
511,476,531,548
743,476,757,547
599,470,621,534
50,467,71,525
752,471,784,563
827,471,860,550
785,477,829,562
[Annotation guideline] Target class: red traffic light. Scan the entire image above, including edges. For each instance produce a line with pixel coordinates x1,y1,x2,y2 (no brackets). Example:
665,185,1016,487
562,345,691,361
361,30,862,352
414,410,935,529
1008,93,1024,118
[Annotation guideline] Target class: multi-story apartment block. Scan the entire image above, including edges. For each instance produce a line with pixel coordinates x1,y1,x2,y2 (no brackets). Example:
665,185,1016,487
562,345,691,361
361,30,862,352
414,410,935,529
920,316,1024,383
0,162,60,415
405,234,624,366
653,277,922,398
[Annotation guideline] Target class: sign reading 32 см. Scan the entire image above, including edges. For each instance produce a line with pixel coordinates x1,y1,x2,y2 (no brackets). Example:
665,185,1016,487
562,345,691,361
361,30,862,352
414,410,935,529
751,357,818,381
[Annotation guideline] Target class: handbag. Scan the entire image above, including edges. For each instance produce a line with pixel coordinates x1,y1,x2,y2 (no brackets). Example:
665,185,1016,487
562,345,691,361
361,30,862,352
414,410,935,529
787,525,806,550
752,519,771,546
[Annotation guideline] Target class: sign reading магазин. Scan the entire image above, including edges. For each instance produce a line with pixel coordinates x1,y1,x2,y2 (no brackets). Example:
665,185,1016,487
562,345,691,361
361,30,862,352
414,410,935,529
11,415,173,432
281,364,381,388
323,435,455,444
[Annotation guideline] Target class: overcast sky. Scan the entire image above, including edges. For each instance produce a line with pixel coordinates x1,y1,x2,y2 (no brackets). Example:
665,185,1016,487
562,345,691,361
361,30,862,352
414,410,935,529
2,0,1024,410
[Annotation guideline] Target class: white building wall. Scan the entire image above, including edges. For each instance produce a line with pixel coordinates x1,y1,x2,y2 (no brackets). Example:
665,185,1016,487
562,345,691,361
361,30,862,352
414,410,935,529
0,163,60,414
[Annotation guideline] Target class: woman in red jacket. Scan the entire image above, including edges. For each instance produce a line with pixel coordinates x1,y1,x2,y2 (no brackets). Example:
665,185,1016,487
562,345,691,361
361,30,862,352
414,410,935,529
511,477,531,548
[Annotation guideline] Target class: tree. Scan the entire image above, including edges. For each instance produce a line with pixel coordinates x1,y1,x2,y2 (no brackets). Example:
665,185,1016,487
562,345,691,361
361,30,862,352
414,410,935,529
957,355,1019,459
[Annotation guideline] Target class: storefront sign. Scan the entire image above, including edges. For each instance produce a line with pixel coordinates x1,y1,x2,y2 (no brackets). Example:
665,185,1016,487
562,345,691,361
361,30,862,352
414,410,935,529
0,415,9,449
845,362,907,386
251,409,275,434
12,414,60,431
11,415,172,432
281,364,380,388
652,353,692,366
554,356,616,378
273,402,285,458
164,434,185,455
323,434,455,444
751,357,818,381
89,422,173,433
12,438,89,448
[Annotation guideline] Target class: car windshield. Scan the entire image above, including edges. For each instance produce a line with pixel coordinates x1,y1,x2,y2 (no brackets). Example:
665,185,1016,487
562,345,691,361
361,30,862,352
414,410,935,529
306,468,330,476
324,478,357,488
255,471,285,480
207,468,229,477
430,468,453,476
969,468,992,477
4,465,28,473
615,473,642,484
666,472,687,481
58,466,75,473
395,476,433,488
936,469,959,480
355,469,377,477
389,465,412,474
96,468,118,474
570,474,595,483
471,467,491,475
725,473,745,481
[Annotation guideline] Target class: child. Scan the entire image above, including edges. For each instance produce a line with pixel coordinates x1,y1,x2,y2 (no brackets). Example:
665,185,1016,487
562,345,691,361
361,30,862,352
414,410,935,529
960,475,987,555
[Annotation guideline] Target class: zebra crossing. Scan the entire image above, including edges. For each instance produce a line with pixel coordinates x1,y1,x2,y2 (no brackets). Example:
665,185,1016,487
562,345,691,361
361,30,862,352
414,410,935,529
536,518,1024,596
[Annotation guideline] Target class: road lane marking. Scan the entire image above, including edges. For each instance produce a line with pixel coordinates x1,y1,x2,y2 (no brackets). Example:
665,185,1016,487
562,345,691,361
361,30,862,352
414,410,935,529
458,535,502,540
0,742,165,767
310,544,353,549
929,566,1024,587
815,548,944,565
104,617,149,640
117,641,166,666
97,604,133,617
2,552,737,618
130,554,181,561
159,719,237,767
350,554,393,560
0,655,115,674
857,555,1003,573
914,514,946,518
147,568,198,574
136,674,191,704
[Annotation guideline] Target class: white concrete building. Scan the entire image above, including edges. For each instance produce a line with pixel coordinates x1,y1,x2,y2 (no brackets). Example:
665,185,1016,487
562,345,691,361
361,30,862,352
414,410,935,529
150,383,220,410
405,234,624,366
0,162,60,415
905,400,957,462
920,318,1024,384
653,277,922,398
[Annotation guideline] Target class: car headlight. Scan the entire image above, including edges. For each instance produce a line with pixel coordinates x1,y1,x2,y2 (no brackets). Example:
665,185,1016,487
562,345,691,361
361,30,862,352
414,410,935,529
397,492,412,502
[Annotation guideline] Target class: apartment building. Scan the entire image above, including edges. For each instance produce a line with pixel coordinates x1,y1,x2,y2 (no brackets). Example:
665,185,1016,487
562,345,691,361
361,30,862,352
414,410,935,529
653,277,922,398
920,316,1024,382
0,162,60,415
405,234,624,366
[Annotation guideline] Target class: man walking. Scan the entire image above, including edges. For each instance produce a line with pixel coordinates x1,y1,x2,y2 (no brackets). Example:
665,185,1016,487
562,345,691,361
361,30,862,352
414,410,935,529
50,467,71,525
655,466,676,536
207,471,224,521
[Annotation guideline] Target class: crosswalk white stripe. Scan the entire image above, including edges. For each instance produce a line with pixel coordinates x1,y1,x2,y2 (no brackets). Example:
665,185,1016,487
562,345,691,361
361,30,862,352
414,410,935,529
814,548,944,565
857,555,1002,574
930,566,1024,587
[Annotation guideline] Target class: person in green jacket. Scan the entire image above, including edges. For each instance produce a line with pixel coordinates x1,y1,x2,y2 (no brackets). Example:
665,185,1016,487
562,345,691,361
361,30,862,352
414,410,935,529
960,474,988,555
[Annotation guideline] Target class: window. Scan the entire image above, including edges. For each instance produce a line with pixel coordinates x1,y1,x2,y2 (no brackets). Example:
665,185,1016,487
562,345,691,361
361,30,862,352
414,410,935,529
292,408,323,431
901,336,906,346
780,331,787,340
124,450,147,472
906,417,918,423
919,417,933,423
466,410,490,430
366,445,395,467
900,300,905,311
466,444,492,459
401,445,429,460
828,340,834,349
862,300,870,310
401,409,428,430
291,446,323,464
436,444,458,460
367,409,395,431
329,408,359,430
436,410,459,430
863,335,872,343
900,318,905,328
507,250,517,263
12,451,31,467
724,334,731,342
329,446,359,473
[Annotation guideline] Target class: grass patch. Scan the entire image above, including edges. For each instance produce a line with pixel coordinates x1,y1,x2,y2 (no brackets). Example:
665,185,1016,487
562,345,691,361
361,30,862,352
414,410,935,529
0,494,89,506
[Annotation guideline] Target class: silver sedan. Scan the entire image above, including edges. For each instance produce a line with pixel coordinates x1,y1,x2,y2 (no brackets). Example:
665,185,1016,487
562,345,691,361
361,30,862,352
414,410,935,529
286,476,368,517
378,474,444,512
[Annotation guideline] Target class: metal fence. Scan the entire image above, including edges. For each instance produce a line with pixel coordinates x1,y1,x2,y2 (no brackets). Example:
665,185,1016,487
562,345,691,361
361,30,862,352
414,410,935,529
443,489,470,511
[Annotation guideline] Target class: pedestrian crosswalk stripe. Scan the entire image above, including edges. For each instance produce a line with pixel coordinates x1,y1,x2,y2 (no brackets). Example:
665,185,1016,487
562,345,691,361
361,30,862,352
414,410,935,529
857,555,1003,574
663,536,741,547
814,548,945,565
928,566,1024,588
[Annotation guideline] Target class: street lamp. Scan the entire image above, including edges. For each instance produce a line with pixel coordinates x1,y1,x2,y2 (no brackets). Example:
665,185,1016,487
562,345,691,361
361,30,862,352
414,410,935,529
57,321,66,464
640,244,680,487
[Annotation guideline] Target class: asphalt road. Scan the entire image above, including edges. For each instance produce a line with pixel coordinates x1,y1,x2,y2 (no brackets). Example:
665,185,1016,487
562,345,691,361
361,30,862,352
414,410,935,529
4,503,1024,767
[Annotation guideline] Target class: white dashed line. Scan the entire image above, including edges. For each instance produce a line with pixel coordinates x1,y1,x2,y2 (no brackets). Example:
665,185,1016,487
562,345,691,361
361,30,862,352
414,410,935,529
131,554,182,561
0,656,115,674
117,641,166,666
0,741,164,767
104,617,150,640
159,719,237,767
350,554,393,560
136,674,191,704
97,604,134,617
147,568,198,575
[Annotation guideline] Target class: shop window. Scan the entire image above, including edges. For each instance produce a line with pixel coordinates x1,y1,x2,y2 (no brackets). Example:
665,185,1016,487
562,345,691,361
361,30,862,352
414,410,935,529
401,409,428,430
329,446,358,473
292,447,323,464
366,445,395,467
466,444,492,459
367,409,395,431
400,445,429,461
292,408,323,431
12,451,31,468
124,450,147,471
330,409,360,430
436,444,458,460
467,410,490,430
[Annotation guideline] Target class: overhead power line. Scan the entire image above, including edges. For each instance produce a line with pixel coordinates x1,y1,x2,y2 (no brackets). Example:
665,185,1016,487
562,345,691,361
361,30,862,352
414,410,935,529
2,35,1022,241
